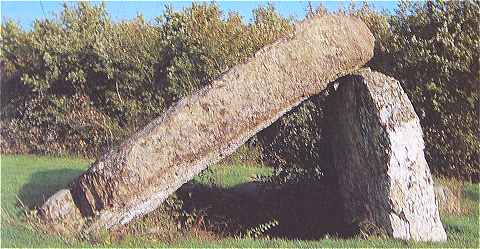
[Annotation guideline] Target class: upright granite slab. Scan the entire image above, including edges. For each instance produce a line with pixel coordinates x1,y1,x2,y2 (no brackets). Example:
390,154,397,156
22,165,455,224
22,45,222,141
326,68,447,241
39,14,374,231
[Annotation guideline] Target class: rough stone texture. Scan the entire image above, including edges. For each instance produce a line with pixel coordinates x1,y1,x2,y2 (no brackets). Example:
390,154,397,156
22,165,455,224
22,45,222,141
39,189,79,221
326,68,447,241
39,14,374,231
38,189,84,233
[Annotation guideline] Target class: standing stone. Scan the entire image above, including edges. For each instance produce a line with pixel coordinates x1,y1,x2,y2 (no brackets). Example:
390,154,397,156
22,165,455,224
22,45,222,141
326,68,447,241
39,14,374,231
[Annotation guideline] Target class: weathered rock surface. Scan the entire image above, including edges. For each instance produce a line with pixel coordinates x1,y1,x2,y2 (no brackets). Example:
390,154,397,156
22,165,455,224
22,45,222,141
38,189,84,234
39,14,374,231
326,68,447,241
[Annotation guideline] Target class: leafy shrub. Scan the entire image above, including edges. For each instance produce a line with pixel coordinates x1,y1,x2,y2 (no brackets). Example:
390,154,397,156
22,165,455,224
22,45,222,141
0,94,121,156
257,93,330,172
1,3,164,156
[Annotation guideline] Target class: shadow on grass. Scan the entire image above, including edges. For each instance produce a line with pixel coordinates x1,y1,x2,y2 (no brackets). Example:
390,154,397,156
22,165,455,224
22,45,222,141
18,169,83,209
17,168,349,240
175,180,348,240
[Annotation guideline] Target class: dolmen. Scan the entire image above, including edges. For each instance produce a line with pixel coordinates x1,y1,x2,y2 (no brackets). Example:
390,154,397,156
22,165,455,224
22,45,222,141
39,14,446,241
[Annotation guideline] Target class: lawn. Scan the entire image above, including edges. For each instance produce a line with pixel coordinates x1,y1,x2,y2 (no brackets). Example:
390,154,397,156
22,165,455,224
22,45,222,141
1,154,478,248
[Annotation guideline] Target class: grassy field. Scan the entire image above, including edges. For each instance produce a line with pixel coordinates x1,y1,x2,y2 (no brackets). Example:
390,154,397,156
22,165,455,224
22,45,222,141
1,154,479,248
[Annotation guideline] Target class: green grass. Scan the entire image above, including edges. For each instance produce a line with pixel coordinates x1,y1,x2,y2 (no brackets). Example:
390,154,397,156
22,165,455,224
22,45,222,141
1,154,479,248
1,155,91,248
192,163,273,188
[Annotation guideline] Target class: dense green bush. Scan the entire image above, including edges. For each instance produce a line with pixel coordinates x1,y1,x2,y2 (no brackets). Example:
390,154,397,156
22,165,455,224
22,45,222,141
258,94,329,172
1,3,163,155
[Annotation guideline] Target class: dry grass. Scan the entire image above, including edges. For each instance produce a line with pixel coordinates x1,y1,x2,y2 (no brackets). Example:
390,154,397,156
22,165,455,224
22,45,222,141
434,176,468,216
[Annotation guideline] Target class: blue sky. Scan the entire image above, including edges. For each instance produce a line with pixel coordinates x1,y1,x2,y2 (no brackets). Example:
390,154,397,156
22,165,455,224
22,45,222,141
2,1,398,30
